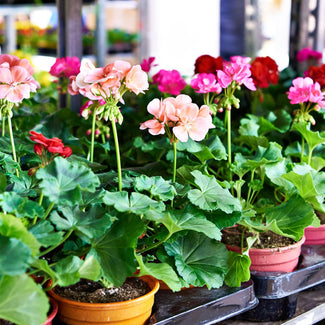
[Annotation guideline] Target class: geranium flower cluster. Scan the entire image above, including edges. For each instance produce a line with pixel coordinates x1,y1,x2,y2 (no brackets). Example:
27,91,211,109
305,64,325,89
69,59,148,102
49,56,81,78
287,76,325,124
29,131,72,166
140,94,215,142
296,47,322,62
0,54,40,103
152,69,186,95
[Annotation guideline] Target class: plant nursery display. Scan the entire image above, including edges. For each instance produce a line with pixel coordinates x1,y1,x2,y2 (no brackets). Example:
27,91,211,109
0,46,324,325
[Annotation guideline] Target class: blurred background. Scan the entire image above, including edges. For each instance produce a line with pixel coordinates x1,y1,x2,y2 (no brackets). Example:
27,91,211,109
0,0,324,76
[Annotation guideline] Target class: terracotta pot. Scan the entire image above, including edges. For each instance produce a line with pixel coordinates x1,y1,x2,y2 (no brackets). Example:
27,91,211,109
226,236,305,273
304,225,325,245
44,298,59,325
48,276,159,325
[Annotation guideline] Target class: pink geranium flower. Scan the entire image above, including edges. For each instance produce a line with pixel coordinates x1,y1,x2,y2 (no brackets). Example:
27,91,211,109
287,77,325,108
0,66,36,103
152,69,186,95
49,56,81,78
217,62,256,91
191,73,222,94
0,54,40,103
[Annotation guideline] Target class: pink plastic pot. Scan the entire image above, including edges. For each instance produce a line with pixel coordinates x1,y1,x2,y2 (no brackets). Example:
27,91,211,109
304,225,325,245
227,236,305,273
43,298,58,325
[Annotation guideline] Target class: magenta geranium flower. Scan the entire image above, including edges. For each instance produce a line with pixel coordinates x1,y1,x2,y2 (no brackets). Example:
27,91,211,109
152,69,186,95
140,56,157,73
50,56,81,78
296,48,322,62
191,73,222,94
217,62,256,91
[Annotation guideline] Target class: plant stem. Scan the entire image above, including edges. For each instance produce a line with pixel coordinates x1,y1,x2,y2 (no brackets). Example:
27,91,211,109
226,108,232,166
90,107,97,163
308,147,313,166
39,229,73,257
43,202,55,219
111,119,122,191
172,141,177,183
2,117,5,136
7,115,19,177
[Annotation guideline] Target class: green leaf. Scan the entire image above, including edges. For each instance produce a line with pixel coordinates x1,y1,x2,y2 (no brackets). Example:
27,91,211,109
208,210,242,229
0,151,20,174
89,214,145,287
264,194,315,241
188,170,241,213
0,236,31,275
0,274,49,325
245,142,283,169
36,156,100,206
0,172,7,192
0,213,40,256
136,255,182,292
177,136,227,162
282,169,325,212
29,220,64,247
224,251,251,287
293,122,325,152
134,175,176,201
103,191,164,214
164,232,229,289
146,205,222,240
79,256,101,282
55,256,84,287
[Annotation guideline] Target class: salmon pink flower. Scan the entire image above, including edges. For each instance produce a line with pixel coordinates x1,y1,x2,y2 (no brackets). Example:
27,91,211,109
125,65,149,95
173,104,215,142
152,69,186,95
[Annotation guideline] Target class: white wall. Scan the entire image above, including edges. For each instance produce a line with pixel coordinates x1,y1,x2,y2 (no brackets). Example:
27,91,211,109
140,0,220,77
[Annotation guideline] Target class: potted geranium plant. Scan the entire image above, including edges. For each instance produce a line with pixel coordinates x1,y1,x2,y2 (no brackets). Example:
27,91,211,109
187,54,320,287
0,54,241,325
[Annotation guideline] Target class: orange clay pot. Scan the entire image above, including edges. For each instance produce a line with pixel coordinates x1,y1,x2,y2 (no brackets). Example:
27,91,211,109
226,236,305,273
47,276,159,325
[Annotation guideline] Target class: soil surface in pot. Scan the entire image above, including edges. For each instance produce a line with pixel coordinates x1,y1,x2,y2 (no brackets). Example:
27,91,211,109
0,320,14,325
52,277,151,303
221,225,296,249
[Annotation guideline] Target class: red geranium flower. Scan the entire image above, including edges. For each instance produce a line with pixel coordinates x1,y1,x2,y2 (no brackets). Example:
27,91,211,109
250,56,279,88
194,55,224,76
306,64,325,89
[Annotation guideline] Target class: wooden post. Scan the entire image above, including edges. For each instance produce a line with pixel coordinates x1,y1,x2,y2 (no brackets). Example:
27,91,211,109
56,0,82,112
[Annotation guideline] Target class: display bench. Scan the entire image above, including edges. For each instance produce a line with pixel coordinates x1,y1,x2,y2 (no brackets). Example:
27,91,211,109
51,245,325,325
